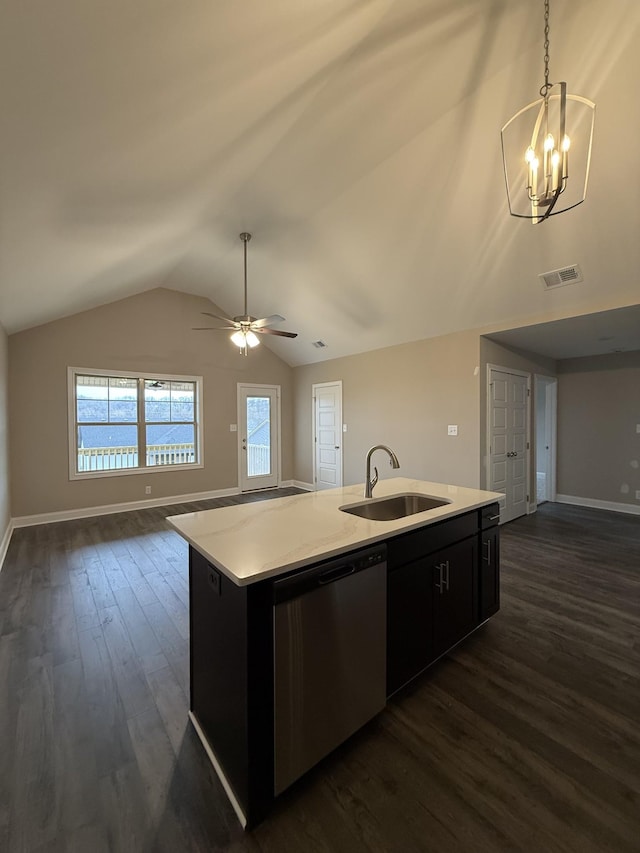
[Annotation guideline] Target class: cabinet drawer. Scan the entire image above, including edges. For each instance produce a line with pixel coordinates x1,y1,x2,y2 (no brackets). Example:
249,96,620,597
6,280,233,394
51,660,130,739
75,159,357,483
387,511,478,570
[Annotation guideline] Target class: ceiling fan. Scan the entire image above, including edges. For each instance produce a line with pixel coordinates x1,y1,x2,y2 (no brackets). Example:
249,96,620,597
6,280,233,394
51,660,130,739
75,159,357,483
193,232,298,356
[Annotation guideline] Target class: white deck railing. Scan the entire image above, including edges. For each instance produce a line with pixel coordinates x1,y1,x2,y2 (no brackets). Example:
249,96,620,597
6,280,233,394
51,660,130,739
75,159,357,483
247,443,270,477
77,441,270,473
77,443,195,471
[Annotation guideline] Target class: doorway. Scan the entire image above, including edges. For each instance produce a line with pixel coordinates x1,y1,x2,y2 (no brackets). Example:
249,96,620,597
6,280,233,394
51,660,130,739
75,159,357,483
312,381,343,490
238,384,280,491
534,375,557,506
487,366,530,524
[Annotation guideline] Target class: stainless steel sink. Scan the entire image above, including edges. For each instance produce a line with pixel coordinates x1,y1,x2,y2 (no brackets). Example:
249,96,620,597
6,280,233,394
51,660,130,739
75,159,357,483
339,493,451,521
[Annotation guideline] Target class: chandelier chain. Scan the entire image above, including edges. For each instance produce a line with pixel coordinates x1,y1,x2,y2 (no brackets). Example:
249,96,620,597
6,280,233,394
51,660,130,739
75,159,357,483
540,0,551,99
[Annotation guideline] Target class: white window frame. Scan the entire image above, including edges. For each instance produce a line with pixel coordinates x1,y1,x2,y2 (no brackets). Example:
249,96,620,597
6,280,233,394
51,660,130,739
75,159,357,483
68,367,204,480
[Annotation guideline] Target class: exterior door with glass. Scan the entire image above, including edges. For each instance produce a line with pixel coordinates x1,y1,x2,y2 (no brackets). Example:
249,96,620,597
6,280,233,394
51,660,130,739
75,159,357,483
238,384,280,491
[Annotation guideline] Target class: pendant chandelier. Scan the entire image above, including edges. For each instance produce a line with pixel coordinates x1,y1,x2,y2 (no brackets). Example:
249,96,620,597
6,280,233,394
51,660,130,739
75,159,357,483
501,0,595,223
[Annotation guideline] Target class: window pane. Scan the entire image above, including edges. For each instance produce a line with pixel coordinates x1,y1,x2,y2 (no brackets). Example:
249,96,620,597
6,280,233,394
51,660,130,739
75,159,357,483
76,375,137,423
146,424,195,466
144,380,171,422
76,375,109,422
76,424,138,471
246,396,271,477
108,377,138,422
77,399,108,422
145,379,195,422
171,382,194,421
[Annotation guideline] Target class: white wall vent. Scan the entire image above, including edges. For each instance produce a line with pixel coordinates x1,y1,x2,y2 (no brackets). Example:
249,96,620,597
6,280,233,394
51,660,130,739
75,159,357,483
539,264,583,289
311,340,327,348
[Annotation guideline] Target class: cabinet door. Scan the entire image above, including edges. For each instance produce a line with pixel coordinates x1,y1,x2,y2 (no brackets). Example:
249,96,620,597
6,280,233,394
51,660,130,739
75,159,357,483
431,537,478,657
387,559,433,696
479,528,500,620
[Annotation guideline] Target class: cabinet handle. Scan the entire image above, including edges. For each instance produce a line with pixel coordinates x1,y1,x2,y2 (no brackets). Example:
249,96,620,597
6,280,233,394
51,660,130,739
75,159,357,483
483,539,491,564
434,561,449,594
434,563,443,594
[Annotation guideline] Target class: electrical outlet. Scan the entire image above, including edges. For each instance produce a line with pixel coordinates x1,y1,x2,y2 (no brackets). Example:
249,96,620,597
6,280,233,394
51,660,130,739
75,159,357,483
145,485,151,495
636,490,640,500
448,424,458,436
230,424,237,432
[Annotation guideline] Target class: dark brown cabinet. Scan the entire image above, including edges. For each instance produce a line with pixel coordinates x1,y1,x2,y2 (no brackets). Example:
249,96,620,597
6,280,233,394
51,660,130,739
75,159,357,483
431,536,478,657
387,508,497,697
387,554,433,695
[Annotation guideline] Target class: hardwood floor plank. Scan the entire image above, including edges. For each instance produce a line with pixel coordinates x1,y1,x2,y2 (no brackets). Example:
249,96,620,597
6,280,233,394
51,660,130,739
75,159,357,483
1,494,638,851
112,585,169,674
142,599,190,697
99,604,156,719
144,664,189,756
51,657,102,834
78,625,137,778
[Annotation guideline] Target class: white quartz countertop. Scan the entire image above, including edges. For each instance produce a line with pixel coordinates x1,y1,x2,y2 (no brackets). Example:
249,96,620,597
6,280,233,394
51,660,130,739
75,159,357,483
166,478,502,586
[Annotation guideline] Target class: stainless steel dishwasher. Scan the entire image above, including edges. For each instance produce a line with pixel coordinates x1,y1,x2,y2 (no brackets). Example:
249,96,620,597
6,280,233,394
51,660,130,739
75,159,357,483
273,544,387,795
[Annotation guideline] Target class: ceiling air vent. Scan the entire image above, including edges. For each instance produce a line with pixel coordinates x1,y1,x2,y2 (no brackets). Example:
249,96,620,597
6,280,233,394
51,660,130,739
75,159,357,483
539,264,583,289
311,340,327,348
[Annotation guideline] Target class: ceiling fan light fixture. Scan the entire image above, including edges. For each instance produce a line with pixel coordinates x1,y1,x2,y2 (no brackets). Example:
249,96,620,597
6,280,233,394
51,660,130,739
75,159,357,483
231,328,260,352
501,0,595,223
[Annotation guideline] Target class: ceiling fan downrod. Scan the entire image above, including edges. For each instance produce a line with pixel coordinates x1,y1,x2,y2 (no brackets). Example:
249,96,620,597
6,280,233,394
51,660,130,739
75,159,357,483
239,232,251,320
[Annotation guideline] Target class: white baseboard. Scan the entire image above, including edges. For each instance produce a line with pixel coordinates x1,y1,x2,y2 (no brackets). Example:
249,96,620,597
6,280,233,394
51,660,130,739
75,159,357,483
555,494,640,516
11,486,242,529
0,519,15,572
291,480,314,491
189,711,246,828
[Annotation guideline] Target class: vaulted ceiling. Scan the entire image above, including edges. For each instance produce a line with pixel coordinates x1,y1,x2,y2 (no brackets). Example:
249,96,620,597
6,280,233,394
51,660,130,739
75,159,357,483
1,0,638,365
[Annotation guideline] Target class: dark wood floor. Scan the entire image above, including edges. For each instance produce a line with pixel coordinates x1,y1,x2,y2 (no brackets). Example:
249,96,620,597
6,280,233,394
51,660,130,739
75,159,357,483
1,495,639,852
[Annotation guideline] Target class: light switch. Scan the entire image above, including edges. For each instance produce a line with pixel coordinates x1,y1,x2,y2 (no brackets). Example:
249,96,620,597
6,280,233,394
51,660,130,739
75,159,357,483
343,424,347,432
448,424,458,436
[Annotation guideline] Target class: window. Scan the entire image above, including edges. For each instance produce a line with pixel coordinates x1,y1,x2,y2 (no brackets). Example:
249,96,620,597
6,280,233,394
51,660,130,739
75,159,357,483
68,368,203,478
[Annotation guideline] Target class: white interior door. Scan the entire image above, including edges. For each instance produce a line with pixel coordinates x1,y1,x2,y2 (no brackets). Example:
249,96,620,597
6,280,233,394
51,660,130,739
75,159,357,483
313,381,343,490
488,368,530,524
238,384,279,491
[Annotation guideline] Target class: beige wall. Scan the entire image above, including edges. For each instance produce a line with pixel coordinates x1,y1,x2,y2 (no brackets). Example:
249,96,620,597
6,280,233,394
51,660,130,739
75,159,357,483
0,322,10,538
479,337,557,492
293,330,482,490
557,351,640,507
9,288,294,518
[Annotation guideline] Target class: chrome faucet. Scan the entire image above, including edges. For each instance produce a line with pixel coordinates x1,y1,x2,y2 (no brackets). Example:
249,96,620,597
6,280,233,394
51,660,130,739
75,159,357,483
364,444,400,498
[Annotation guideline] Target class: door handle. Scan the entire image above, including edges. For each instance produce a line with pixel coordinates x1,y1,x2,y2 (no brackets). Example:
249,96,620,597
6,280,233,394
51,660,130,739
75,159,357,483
335,446,340,450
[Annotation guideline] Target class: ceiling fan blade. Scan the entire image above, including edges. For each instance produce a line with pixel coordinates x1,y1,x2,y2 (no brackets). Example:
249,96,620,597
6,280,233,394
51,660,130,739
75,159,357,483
252,314,286,329
256,327,298,338
192,326,236,331
201,311,237,325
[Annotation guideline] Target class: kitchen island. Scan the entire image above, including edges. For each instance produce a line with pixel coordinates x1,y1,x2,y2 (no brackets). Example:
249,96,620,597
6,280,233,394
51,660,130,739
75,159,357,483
167,478,502,828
